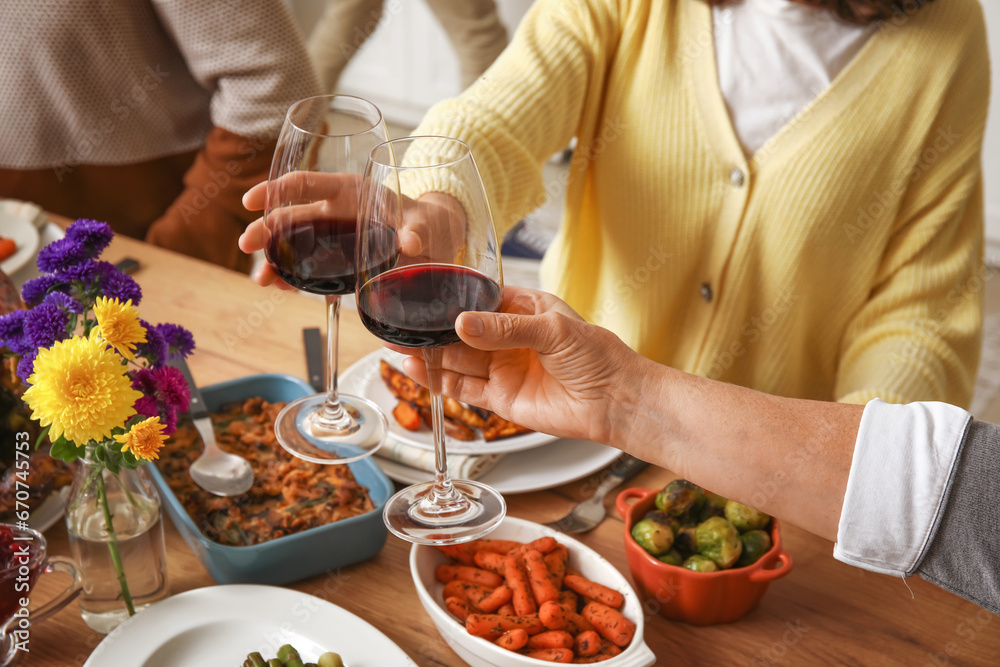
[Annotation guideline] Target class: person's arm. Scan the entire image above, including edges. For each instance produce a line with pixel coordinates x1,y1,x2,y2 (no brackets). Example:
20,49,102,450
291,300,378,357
834,14,989,407
146,0,320,271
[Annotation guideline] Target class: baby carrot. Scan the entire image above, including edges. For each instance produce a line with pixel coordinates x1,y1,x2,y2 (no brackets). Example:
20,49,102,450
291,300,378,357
597,640,623,656
478,584,513,613
494,628,529,652
497,603,516,616
504,556,537,616
436,564,504,588
544,544,569,588
508,536,559,557
472,539,524,554
445,596,471,621
525,648,574,663
474,550,507,575
563,574,625,609
574,630,602,656
564,611,596,635
436,543,477,565
582,602,636,648
442,580,495,609
558,589,579,612
524,549,560,605
465,613,545,636
527,630,574,650
538,600,568,630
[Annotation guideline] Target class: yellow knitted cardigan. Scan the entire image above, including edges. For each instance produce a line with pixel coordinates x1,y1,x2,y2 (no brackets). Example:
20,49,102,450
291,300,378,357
413,0,990,406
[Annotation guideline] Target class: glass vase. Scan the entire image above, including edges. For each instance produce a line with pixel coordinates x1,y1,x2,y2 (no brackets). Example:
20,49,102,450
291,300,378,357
64,453,169,634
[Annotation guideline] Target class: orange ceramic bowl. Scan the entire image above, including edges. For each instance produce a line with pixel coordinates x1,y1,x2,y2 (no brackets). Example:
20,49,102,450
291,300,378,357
616,487,793,626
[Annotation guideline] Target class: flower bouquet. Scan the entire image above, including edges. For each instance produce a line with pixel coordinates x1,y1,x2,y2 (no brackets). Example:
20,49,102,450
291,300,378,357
0,220,194,630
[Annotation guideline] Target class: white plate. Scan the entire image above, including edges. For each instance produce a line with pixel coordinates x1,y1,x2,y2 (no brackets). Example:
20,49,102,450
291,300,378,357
377,437,621,494
341,348,559,455
84,584,417,667
10,220,64,287
0,214,39,276
29,487,69,533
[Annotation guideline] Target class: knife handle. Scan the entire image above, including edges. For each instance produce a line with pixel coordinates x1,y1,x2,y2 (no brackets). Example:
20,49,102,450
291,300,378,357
171,357,209,420
609,454,649,484
303,327,325,393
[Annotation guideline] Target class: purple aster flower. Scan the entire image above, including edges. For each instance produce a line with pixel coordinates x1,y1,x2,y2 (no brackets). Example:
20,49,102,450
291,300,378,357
160,403,180,435
53,259,101,286
20,275,61,306
0,311,31,356
154,366,190,414
132,394,160,421
36,238,89,273
65,219,114,257
41,291,84,314
130,367,158,395
134,320,167,367
16,351,36,384
23,303,69,349
156,323,195,360
99,270,142,305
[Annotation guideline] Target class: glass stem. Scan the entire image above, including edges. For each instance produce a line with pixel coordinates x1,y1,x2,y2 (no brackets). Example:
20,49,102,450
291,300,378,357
97,473,135,616
317,294,348,425
424,348,461,506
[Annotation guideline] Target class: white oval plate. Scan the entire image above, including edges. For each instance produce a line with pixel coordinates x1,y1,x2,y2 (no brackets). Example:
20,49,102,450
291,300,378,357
340,348,559,455
0,214,40,276
377,437,620,494
84,584,417,667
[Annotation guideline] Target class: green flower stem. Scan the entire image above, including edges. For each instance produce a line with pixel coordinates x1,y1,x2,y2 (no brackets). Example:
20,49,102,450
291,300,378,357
96,472,136,616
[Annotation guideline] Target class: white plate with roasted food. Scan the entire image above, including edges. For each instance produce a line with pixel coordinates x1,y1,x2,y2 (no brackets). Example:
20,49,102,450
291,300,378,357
340,348,559,455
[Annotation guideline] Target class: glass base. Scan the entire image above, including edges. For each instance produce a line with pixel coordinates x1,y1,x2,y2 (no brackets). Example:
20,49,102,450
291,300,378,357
383,480,506,545
274,393,387,465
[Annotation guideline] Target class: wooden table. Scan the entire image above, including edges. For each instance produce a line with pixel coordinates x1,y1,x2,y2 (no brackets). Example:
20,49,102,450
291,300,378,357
30,234,1000,666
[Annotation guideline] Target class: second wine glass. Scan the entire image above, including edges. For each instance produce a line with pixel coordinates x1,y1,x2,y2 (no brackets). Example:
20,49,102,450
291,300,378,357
356,136,506,545
264,94,390,464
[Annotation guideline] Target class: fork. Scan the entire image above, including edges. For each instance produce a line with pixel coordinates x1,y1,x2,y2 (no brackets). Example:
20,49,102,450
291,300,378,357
544,454,649,533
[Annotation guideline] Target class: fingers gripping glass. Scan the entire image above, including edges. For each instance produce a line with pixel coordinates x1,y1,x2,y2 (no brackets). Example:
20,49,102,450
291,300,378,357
264,95,389,464
356,137,506,545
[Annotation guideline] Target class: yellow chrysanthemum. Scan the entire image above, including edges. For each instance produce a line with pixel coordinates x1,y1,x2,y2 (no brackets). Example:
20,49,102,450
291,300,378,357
23,336,143,445
115,416,168,462
92,297,146,360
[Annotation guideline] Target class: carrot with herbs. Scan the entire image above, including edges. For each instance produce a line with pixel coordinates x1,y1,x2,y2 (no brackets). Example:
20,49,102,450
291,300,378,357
436,543,477,566
445,596,471,621
524,549,560,605
478,584,513,613
442,580,494,608
494,628,529,651
465,613,544,636
563,573,625,609
582,602,635,648
0,238,15,262
507,536,559,557
564,610,596,635
525,648,574,663
574,630,601,656
558,589,579,612
544,544,569,588
497,603,516,616
472,539,524,554
474,550,507,574
504,556,537,616
436,563,504,588
538,600,568,630
527,630,575,650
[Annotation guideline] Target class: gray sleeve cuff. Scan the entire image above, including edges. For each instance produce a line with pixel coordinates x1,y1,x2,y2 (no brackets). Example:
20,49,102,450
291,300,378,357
834,399,971,576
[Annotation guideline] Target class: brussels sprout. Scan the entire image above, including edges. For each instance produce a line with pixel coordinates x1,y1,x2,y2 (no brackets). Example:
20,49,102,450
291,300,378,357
656,549,684,566
631,518,675,555
655,479,706,518
682,554,719,573
705,491,728,509
724,500,771,532
696,516,743,569
736,530,773,568
643,510,683,535
698,501,725,523
673,526,698,557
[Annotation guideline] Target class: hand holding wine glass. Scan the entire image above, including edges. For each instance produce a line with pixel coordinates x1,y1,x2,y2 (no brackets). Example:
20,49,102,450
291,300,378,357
260,94,391,464
355,136,506,545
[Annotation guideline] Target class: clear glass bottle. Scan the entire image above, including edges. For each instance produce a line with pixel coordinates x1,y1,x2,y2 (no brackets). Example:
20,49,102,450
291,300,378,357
65,454,169,634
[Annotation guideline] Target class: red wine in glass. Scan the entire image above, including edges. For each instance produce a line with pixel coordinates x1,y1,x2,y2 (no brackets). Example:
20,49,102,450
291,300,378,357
357,264,502,347
267,217,398,295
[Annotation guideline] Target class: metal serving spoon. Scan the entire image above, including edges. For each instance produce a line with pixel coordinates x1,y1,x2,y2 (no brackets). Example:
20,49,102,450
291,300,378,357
172,358,254,496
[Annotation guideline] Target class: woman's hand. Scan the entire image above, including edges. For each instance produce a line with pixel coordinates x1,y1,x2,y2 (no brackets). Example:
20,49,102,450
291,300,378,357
395,286,645,446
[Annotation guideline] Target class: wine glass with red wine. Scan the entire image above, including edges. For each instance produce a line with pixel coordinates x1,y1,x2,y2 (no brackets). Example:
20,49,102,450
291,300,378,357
263,95,390,464
356,136,506,545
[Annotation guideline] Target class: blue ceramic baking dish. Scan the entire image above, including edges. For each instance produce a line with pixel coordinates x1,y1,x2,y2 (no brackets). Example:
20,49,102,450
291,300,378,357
148,373,392,585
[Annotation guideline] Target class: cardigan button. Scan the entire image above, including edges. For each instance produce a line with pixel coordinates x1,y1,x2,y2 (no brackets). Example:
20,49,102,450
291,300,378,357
730,167,745,187
700,282,713,302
